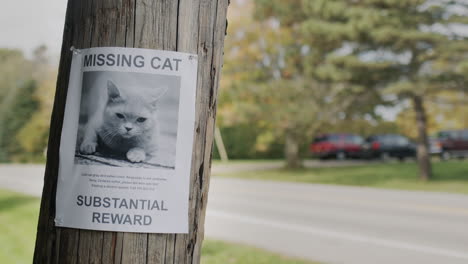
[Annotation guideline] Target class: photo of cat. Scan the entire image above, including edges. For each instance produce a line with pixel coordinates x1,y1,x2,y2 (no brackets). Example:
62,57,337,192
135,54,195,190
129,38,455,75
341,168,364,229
75,71,180,169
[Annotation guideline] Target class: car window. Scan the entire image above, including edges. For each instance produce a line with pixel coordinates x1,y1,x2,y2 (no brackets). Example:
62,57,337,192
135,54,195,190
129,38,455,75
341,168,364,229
352,136,364,145
314,135,340,143
344,135,363,144
381,136,394,145
344,135,352,143
439,131,458,139
462,131,468,140
395,136,409,146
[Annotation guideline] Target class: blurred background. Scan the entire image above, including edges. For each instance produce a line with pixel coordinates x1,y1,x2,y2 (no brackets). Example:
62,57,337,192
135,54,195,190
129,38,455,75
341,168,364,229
1,0,467,264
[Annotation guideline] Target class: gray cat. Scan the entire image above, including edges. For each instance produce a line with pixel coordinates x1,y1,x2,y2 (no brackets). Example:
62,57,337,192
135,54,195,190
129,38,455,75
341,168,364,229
80,80,167,163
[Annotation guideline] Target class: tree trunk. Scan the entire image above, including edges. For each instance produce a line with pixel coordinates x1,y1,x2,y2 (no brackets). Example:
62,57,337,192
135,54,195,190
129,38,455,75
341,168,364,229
413,95,432,181
214,126,229,161
33,0,229,263
285,131,302,169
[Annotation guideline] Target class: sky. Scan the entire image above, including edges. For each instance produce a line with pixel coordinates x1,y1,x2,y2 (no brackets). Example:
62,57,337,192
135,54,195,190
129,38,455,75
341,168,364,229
0,0,67,57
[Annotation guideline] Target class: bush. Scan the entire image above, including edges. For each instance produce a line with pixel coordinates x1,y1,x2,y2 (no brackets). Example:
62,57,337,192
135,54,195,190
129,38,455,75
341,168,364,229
212,124,284,160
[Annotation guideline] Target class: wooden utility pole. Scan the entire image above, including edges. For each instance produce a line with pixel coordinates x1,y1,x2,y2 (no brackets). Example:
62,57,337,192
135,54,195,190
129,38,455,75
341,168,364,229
33,0,228,263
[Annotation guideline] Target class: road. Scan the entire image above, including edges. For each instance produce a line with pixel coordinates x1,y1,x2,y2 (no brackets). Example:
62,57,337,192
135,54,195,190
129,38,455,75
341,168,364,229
212,159,379,174
206,178,468,264
0,164,45,196
1,164,468,264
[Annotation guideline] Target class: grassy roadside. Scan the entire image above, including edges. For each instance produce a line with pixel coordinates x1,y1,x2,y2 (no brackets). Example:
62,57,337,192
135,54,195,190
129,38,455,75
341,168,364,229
202,240,319,264
216,160,468,194
0,190,39,264
212,159,283,165
0,189,319,264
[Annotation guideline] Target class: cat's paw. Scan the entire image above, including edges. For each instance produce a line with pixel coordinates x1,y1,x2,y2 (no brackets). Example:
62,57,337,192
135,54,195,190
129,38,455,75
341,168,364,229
127,148,146,163
80,141,97,154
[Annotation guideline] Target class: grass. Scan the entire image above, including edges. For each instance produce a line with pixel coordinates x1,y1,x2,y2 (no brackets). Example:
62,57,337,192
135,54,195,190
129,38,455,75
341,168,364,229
0,189,318,264
202,240,319,264
0,190,39,264
217,160,468,194
212,159,282,164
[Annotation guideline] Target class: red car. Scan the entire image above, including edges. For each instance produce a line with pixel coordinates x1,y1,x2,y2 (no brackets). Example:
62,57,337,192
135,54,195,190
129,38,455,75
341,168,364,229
310,134,364,160
432,130,468,160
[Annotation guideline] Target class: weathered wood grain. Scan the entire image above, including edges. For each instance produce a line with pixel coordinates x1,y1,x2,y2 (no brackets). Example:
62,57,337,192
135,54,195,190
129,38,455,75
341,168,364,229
121,233,148,264
147,234,166,263
33,0,229,263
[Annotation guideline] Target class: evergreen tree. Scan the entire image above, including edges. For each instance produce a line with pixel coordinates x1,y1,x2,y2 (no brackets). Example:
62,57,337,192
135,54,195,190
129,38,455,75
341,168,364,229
250,0,467,177
221,0,389,168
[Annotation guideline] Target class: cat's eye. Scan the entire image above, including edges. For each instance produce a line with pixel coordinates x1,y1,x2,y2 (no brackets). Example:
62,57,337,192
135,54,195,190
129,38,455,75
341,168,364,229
115,113,124,119
137,117,147,123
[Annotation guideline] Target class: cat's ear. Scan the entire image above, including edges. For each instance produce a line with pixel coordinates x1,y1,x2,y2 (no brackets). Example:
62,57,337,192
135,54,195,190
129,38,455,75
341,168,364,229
149,85,169,108
107,80,122,102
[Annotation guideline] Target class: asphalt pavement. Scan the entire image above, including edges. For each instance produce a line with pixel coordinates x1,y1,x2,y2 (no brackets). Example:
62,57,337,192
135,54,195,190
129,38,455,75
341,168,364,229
206,178,468,264
1,164,468,264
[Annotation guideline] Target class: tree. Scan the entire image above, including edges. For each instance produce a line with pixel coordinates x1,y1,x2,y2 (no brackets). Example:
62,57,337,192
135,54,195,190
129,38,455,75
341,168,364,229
16,46,58,162
0,80,39,161
220,0,393,168
250,0,468,178
396,91,468,139
0,49,39,162
0,47,57,162
0,49,33,102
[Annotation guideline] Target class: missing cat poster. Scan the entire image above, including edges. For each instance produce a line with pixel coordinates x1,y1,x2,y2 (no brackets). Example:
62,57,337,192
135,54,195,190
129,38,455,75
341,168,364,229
55,47,197,233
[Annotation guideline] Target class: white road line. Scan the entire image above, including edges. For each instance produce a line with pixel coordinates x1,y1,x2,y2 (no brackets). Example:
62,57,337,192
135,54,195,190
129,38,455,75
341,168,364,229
207,210,468,261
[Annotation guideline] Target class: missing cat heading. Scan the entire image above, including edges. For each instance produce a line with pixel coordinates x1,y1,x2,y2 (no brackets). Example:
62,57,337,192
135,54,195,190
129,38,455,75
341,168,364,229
75,71,181,169
83,53,183,72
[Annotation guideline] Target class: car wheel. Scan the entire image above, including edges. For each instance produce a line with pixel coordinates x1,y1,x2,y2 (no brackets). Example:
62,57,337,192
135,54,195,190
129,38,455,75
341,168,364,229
441,151,451,161
380,152,390,162
336,151,347,160
398,156,405,162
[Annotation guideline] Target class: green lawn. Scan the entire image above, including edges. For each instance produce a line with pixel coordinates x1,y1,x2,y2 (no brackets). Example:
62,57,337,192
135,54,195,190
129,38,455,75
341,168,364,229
202,240,319,264
217,160,468,194
0,190,39,264
0,189,318,264
213,159,283,164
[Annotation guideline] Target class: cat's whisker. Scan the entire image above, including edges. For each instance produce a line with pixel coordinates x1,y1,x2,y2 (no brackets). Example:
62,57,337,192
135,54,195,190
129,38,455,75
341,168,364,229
100,128,120,146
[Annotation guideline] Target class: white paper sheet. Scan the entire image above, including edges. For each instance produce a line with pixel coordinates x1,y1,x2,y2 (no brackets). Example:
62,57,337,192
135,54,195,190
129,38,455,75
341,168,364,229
55,47,197,233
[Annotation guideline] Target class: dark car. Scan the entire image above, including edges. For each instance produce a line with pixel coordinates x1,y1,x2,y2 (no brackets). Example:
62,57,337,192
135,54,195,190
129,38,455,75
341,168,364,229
310,134,364,160
362,134,416,161
432,130,468,160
